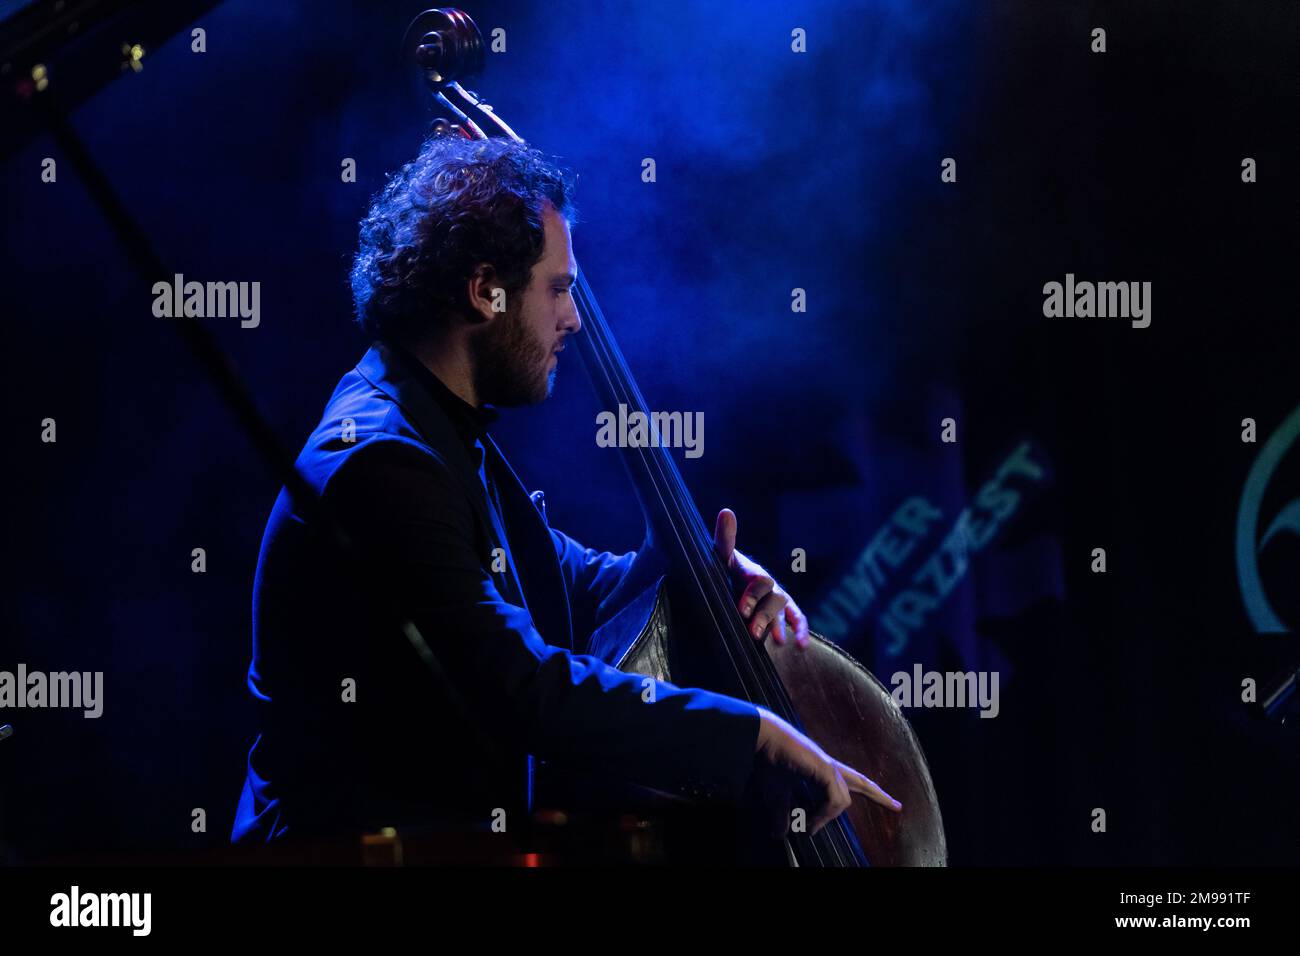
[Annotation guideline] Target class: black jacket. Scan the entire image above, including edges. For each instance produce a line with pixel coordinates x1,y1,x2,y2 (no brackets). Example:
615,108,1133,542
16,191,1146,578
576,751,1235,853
232,342,759,843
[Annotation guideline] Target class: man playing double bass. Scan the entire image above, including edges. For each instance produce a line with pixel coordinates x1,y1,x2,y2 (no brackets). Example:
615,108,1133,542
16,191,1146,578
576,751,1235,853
231,135,901,848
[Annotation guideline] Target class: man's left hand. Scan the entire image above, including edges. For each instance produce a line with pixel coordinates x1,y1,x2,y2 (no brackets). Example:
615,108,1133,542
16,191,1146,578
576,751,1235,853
713,508,810,649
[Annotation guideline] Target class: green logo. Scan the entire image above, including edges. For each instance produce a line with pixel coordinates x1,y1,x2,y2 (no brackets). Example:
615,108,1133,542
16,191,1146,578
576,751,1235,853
1236,404,1300,633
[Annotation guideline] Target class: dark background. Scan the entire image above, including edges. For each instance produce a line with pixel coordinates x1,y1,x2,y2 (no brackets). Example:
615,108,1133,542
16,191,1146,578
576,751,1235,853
2,0,1298,864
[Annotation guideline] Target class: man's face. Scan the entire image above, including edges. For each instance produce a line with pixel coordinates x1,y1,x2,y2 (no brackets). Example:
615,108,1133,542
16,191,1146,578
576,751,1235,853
471,203,580,406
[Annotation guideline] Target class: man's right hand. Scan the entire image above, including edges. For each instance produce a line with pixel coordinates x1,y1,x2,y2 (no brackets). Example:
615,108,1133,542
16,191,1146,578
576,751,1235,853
753,707,903,837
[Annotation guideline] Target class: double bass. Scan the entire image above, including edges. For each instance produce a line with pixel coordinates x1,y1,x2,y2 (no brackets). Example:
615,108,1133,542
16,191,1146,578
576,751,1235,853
404,8,946,866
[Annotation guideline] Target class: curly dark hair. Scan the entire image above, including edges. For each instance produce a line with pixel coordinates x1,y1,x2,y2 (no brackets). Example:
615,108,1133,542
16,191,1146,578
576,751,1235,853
350,135,576,343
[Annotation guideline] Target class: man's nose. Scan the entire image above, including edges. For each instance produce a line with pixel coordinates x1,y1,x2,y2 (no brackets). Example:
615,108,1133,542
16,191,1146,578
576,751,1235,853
562,295,582,334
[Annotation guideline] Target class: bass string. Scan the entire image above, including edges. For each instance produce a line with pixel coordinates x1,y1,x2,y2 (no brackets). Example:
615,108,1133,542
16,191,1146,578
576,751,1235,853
573,275,809,720
572,277,856,867
571,276,760,693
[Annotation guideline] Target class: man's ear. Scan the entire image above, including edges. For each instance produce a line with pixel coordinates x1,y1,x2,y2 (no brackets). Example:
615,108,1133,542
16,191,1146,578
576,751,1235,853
466,264,505,324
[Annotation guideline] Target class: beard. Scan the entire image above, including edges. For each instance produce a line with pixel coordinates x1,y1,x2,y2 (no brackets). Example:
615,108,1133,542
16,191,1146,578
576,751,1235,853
469,299,555,407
